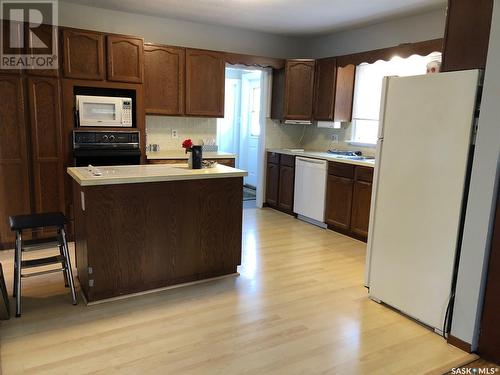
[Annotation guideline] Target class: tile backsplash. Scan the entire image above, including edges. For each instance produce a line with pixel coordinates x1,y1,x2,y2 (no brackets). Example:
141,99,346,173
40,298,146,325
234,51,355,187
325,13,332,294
146,116,217,150
146,115,376,157
265,119,376,156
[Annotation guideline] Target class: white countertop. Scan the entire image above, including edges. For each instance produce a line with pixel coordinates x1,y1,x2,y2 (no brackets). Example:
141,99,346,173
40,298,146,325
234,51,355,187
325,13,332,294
267,149,376,168
68,164,248,186
146,151,237,160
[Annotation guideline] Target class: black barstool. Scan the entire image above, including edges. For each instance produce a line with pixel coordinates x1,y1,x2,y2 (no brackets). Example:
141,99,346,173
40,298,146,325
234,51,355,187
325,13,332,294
9,212,77,317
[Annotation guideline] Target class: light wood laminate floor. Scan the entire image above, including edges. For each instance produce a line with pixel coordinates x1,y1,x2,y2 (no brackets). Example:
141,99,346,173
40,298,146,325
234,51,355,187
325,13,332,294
0,207,473,374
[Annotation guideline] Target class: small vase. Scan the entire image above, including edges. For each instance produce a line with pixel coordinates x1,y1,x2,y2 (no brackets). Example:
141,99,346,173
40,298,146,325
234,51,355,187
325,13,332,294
188,152,193,169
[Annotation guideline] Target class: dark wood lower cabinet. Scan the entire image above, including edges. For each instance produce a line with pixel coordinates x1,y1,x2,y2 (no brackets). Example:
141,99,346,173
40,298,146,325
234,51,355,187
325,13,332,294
350,180,373,238
0,75,31,248
325,163,373,241
0,74,66,248
478,185,500,363
325,175,353,231
73,177,243,302
278,165,294,212
265,152,295,215
265,162,280,207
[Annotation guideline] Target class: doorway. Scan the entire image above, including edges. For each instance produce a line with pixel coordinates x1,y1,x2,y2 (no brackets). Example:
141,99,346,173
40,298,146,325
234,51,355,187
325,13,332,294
217,66,270,206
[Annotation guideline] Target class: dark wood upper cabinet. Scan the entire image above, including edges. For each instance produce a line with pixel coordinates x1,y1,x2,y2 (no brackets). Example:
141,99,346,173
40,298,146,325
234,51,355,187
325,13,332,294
334,64,356,122
63,29,105,80
144,44,185,115
325,174,354,231
26,24,59,77
313,58,336,121
441,0,494,72
185,49,225,117
0,75,31,247
271,59,315,121
284,60,315,120
27,77,65,218
0,20,23,75
107,35,144,83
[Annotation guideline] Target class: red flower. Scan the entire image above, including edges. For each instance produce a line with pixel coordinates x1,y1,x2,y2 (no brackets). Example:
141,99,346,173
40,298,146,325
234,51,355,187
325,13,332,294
182,139,193,153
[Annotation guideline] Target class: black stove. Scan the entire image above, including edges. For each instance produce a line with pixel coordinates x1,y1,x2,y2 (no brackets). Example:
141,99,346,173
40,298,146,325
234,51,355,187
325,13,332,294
73,130,141,167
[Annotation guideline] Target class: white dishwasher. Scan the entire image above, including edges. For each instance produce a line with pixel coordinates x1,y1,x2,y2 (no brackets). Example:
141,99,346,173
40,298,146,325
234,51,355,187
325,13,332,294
293,157,328,227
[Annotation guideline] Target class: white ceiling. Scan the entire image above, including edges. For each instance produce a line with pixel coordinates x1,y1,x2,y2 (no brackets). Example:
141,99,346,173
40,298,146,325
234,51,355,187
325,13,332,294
63,0,446,36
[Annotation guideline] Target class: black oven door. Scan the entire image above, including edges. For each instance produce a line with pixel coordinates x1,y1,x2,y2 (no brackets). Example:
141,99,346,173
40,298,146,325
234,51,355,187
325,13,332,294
73,149,142,167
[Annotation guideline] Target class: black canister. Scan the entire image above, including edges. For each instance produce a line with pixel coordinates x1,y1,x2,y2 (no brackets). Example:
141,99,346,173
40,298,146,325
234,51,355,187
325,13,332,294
191,145,203,169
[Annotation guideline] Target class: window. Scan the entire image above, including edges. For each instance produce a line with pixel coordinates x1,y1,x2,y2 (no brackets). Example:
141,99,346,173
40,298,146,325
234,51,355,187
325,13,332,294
250,86,261,136
351,52,442,145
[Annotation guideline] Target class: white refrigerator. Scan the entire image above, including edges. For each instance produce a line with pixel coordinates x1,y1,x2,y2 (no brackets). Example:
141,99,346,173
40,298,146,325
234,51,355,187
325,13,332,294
365,70,481,333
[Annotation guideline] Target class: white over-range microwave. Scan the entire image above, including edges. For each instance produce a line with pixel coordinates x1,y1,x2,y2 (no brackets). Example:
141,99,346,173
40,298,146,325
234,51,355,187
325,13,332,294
76,95,133,127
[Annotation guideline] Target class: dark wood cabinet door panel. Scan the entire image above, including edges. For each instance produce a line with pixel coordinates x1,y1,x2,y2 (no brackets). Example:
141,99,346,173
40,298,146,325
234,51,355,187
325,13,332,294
334,64,355,122
442,0,494,72
478,186,500,363
328,161,355,179
280,154,295,167
1,20,23,75
185,49,225,117
107,36,144,83
265,163,280,207
63,29,105,80
325,175,353,230
350,180,372,239
313,57,336,120
355,166,374,183
0,75,31,247
267,152,280,165
26,24,59,77
27,77,65,217
284,60,315,120
144,44,185,115
278,165,295,212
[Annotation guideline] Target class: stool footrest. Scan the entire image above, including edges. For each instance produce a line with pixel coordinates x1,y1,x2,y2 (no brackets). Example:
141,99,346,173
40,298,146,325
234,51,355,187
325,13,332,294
22,237,60,252
21,268,64,278
21,255,64,269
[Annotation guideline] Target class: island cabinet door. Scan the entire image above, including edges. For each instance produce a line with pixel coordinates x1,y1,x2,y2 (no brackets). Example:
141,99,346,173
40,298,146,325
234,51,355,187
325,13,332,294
185,49,225,117
0,75,31,248
27,77,65,235
325,175,354,231
62,29,105,80
107,35,144,83
283,59,315,120
144,44,185,115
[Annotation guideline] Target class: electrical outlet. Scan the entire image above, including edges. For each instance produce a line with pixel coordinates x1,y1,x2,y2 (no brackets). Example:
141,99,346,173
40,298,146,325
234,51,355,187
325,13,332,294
331,134,339,144
171,129,178,139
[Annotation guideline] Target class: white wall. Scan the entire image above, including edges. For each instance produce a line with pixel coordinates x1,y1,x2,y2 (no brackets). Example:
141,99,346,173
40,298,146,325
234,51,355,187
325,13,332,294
58,1,302,58
303,7,446,58
450,0,500,349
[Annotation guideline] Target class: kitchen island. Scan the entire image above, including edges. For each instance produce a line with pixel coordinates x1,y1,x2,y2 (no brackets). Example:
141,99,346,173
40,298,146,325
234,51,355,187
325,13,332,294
68,164,247,303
